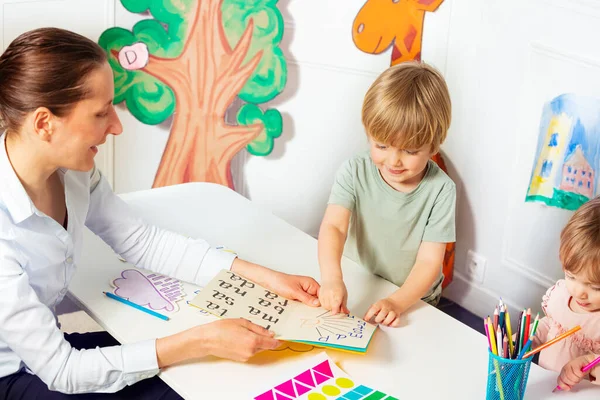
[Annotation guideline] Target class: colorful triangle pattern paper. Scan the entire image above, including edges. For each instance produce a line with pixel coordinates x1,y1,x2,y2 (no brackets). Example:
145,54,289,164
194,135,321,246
275,380,296,397
254,361,335,399
294,369,315,388
312,370,331,386
313,360,333,378
255,390,275,400
253,354,397,400
274,391,294,400
293,381,312,396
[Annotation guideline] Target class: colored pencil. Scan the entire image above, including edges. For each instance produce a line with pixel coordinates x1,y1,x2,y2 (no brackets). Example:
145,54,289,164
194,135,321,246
488,316,505,400
518,309,527,355
484,318,492,352
505,307,514,357
497,326,503,357
104,291,169,321
531,313,540,337
514,309,524,357
493,307,499,332
489,319,498,356
523,308,531,345
582,355,600,373
517,338,533,359
523,326,581,359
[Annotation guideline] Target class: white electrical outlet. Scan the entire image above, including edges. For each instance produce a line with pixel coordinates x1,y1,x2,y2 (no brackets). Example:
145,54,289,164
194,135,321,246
466,250,486,283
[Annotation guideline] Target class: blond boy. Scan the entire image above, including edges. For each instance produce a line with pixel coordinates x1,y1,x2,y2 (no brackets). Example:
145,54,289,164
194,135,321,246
318,61,455,327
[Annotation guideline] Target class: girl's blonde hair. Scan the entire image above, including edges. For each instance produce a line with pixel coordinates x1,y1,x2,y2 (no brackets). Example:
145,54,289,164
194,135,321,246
560,197,600,283
361,61,451,153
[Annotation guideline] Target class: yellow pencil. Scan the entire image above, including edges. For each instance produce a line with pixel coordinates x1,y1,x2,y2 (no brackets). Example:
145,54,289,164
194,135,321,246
488,318,498,356
505,308,514,357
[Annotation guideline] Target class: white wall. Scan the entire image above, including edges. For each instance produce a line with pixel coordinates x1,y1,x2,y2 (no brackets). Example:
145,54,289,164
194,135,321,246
442,0,600,319
3,0,596,321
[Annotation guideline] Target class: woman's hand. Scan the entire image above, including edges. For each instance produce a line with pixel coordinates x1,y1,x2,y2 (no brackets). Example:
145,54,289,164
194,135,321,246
231,258,320,306
156,318,280,367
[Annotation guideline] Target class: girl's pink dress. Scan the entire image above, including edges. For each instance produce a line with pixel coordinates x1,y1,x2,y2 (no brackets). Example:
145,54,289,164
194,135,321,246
533,279,600,383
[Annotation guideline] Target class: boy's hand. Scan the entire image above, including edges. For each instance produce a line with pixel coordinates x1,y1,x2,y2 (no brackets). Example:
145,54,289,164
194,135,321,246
364,297,402,327
318,279,349,314
556,355,591,391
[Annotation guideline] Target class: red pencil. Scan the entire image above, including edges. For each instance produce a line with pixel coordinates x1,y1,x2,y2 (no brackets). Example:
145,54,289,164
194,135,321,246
523,308,531,345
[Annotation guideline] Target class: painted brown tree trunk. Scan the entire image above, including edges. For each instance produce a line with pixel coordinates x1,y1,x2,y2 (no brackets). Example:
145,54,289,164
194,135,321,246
141,0,263,189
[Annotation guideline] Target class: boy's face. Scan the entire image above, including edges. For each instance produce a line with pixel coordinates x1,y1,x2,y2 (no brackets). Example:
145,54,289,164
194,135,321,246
565,269,600,313
369,137,434,192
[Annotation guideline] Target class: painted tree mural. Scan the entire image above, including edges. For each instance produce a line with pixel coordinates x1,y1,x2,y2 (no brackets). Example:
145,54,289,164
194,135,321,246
99,0,286,189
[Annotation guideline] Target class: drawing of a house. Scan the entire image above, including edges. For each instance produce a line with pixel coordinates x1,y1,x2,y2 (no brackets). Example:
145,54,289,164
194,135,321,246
560,145,594,198
526,94,600,211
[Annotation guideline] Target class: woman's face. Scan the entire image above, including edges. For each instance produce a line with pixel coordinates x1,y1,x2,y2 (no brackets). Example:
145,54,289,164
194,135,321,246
51,62,122,172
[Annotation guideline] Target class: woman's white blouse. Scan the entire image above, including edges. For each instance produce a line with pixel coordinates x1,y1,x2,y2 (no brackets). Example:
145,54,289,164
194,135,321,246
0,133,235,394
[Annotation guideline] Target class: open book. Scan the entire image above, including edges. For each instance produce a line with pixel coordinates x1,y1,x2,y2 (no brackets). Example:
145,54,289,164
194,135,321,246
189,269,377,353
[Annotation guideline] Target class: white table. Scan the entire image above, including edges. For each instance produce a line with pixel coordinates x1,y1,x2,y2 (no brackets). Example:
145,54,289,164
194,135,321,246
68,183,597,399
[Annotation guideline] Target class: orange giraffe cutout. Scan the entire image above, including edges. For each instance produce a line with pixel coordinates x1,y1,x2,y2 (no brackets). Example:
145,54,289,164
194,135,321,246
352,0,445,65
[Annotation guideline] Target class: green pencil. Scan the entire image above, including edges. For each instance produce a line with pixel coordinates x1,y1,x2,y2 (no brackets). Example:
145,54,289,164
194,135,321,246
531,313,540,337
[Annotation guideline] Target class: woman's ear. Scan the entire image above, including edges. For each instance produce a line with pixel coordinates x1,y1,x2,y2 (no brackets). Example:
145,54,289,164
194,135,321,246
31,107,54,141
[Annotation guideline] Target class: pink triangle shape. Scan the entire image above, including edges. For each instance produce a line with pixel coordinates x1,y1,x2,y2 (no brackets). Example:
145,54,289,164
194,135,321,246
294,369,315,387
312,370,331,386
313,360,334,378
275,380,296,397
293,380,312,396
254,390,276,400
274,392,294,400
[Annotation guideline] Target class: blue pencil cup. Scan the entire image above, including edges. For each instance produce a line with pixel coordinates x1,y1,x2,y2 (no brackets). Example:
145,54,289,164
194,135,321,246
486,351,533,400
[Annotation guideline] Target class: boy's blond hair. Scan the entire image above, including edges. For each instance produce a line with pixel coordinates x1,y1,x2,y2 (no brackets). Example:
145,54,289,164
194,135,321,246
361,61,451,153
560,197,600,283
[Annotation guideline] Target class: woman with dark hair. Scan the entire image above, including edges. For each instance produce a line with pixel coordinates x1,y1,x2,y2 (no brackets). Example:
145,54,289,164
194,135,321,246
0,27,320,399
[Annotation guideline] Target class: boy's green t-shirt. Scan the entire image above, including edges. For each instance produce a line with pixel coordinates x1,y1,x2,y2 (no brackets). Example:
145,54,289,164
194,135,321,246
328,151,456,303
